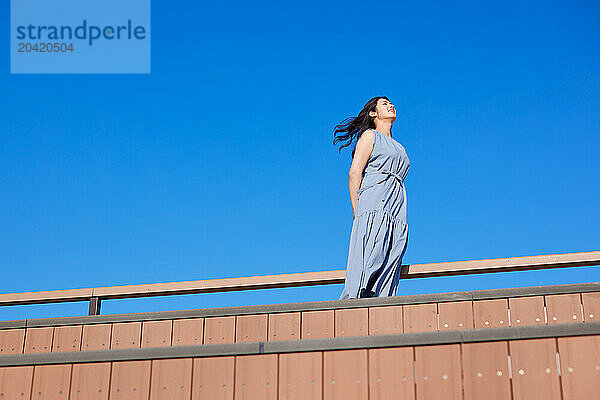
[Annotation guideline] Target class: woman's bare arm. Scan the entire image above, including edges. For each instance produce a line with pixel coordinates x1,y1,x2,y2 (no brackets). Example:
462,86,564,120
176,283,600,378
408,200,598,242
349,129,374,219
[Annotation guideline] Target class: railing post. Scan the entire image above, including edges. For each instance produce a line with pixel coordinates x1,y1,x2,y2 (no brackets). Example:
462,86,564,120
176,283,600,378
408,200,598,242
89,297,101,315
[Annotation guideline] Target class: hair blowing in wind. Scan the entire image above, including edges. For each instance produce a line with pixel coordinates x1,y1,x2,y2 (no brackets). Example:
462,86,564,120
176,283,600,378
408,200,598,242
332,96,390,158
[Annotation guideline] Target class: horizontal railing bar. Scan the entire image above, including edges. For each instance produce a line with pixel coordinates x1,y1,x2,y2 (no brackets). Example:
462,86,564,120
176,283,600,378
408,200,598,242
0,322,598,367
0,288,94,306
405,251,600,278
0,270,345,306
1,250,598,308
92,270,345,300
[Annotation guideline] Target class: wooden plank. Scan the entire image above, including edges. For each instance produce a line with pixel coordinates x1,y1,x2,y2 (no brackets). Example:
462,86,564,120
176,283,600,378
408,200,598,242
415,344,462,400
279,352,322,400
192,356,234,400
82,324,111,351
235,354,278,400
557,335,600,399
70,362,111,400
323,349,368,400
52,325,82,352
509,338,561,400
335,308,368,337
368,347,414,400
236,314,267,343
0,366,33,399
92,269,346,299
545,293,583,324
31,364,72,399
407,250,600,277
438,301,473,331
268,312,300,341
204,316,235,344
302,310,334,339
581,291,600,322
142,320,172,348
172,318,204,346
111,322,142,349
404,303,437,333
150,358,193,400
0,328,25,354
24,326,53,354
509,296,545,326
369,305,403,335
0,288,93,306
473,299,509,328
109,360,151,400
462,341,511,400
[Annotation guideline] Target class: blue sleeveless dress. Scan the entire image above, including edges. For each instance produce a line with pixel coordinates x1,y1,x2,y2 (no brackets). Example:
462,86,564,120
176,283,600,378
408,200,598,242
339,129,410,299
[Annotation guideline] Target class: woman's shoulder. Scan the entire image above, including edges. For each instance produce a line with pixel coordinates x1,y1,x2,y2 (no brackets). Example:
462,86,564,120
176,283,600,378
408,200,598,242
355,129,376,160
356,129,375,148
358,128,375,141
356,129,375,154
358,129,377,146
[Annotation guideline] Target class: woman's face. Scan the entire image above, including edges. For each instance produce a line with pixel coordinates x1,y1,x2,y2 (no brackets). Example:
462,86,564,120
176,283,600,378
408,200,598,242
372,98,396,121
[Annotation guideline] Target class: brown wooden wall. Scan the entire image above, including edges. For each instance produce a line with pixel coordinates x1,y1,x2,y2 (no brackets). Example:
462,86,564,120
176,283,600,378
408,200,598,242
1,292,598,355
1,334,599,399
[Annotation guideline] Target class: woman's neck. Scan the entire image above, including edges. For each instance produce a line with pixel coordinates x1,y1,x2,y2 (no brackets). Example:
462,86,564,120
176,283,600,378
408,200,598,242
374,121,393,137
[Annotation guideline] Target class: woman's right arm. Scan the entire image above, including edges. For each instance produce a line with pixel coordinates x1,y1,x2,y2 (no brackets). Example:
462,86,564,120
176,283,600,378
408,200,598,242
348,129,375,219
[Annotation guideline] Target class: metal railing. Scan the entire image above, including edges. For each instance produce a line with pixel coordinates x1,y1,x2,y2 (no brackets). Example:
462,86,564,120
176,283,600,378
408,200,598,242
1,250,598,316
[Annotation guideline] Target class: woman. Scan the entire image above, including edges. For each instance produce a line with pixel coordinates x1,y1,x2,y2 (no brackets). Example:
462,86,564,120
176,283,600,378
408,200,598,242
333,96,410,299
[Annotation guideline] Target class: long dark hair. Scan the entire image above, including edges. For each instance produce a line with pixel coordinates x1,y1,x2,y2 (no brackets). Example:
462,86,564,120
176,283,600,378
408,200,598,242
332,96,389,158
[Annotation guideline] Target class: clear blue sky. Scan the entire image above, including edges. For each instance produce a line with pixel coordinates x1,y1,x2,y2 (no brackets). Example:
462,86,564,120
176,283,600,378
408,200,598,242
1,1,599,321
